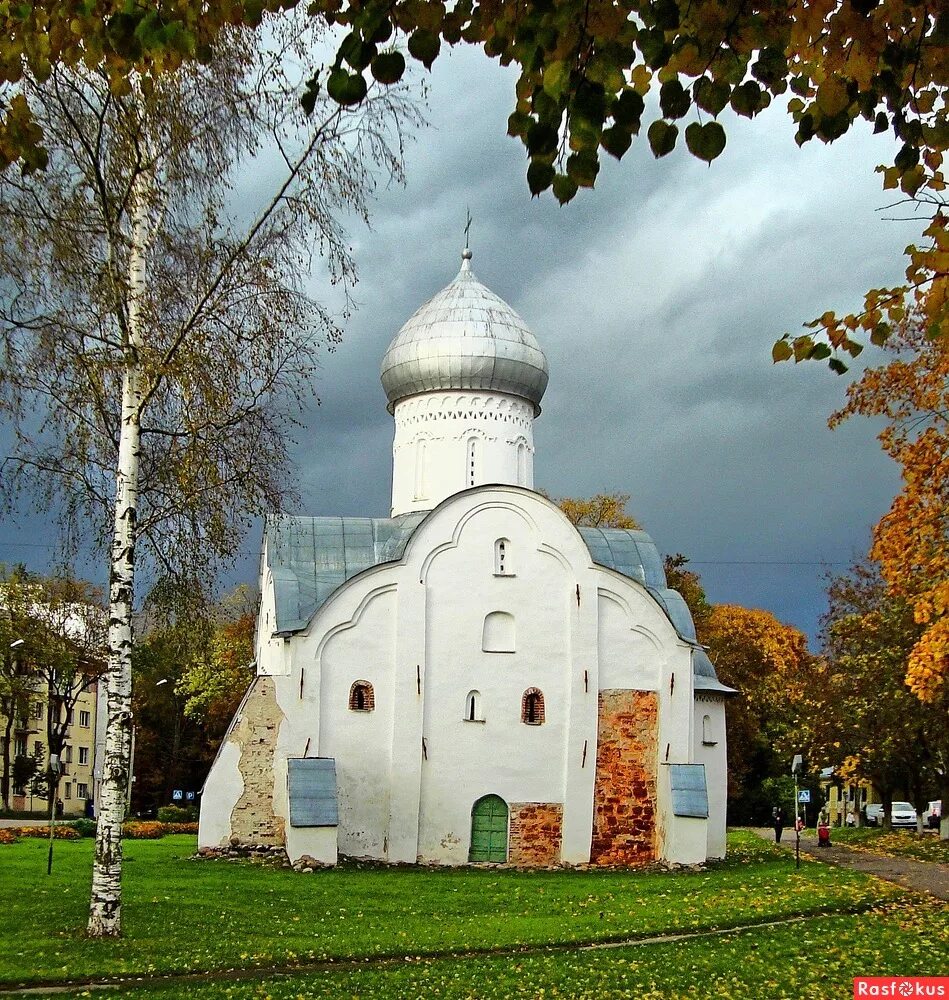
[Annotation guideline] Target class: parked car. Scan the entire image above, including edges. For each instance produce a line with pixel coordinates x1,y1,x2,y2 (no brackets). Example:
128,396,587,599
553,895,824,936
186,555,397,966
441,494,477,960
865,803,884,826
889,802,918,828
924,800,942,829
865,802,918,828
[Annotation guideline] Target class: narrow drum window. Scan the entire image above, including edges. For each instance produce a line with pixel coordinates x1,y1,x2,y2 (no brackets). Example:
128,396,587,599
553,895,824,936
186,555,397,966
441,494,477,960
516,440,528,486
494,537,512,575
414,439,428,500
465,690,481,721
348,680,375,712
521,688,545,725
467,437,478,487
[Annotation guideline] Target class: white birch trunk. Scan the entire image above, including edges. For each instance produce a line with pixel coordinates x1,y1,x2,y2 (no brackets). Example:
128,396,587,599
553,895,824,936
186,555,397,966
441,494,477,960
87,154,150,938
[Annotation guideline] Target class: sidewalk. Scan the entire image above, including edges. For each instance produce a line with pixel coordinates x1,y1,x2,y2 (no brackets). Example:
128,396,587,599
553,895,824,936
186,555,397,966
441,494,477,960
753,828,949,902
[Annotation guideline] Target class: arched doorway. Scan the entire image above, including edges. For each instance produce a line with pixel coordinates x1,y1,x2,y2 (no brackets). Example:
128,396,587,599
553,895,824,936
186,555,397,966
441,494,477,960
469,795,509,862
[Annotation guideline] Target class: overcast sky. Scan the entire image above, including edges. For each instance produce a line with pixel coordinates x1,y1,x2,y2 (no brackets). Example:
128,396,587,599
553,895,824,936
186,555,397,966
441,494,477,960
0,42,918,646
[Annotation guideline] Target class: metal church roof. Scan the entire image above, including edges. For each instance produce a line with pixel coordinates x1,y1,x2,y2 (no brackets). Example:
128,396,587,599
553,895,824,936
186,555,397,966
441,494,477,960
379,250,549,414
265,511,732,696
267,514,426,634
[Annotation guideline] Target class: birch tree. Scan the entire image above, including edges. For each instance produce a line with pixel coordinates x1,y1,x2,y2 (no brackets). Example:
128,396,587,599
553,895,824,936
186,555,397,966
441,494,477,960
0,15,419,936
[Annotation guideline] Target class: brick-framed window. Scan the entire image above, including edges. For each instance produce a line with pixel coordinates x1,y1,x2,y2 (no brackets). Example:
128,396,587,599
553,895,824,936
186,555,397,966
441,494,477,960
521,688,545,725
348,680,375,712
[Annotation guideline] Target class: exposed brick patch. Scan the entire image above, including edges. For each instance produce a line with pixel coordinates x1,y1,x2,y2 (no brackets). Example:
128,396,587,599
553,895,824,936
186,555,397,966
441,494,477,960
590,689,658,866
509,802,563,866
229,676,285,848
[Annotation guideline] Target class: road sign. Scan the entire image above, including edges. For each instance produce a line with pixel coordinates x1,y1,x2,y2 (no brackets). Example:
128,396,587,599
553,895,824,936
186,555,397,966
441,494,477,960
186,791,195,801
798,790,811,804
172,789,184,801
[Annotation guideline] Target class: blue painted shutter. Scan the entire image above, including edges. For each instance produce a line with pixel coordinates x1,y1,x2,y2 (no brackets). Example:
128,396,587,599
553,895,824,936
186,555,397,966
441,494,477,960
288,757,338,827
669,764,709,819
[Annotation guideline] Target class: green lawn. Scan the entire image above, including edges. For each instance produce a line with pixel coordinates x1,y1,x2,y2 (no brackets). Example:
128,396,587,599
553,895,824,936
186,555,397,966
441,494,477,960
0,831,940,999
828,827,949,864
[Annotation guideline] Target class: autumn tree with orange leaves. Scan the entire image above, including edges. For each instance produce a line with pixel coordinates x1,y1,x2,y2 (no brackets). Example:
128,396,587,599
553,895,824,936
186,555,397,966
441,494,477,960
701,604,814,821
831,318,949,704
810,557,948,836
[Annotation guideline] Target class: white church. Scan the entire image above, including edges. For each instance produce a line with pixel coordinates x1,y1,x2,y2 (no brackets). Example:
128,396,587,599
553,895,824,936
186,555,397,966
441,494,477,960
199,248,733,868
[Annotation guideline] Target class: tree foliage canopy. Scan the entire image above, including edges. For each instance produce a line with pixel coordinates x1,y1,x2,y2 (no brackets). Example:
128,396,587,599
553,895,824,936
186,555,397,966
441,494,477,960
548,490,641,528
1,2,945,361
831,318,949,702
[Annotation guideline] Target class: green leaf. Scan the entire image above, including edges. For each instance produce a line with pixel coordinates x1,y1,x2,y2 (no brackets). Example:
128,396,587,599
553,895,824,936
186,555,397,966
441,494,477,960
730,80,764,118
659,79,690,119
526,122,559,157
685,121,726,163
612,89,645,130
338,31,376,70
828,357,849,374
552,172,578,204
566,150,600,187
543,60,570,101
894,142,919,172
772,339,793,363
327,68,368,106
408,29,440,68
873,112,888,134
870,322,890,346
807,342,831,361
370,51,405,85
650,0,680,31
601,125,632,159
507,110,533,139
527,160,555,196
647,119,678,157
693,77,730,116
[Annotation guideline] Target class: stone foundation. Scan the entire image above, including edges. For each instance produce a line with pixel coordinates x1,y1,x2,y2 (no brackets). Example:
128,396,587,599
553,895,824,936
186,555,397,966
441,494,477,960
590,689,658,865
509,802,563,865
229,676,285,847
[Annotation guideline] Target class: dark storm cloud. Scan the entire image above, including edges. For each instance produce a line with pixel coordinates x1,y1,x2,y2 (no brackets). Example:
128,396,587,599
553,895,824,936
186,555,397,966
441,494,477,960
0,45,915,646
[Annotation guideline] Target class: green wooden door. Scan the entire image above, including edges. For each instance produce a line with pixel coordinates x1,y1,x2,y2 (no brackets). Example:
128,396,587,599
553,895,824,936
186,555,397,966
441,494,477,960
469,795,508,862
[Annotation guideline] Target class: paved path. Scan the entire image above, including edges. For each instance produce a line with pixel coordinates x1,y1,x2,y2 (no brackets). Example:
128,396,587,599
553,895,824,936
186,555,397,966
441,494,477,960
753,828,949,902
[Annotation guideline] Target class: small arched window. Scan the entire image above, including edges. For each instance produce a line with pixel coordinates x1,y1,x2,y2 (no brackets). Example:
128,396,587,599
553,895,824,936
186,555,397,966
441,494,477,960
482,611,515,652
349,680,374,712
516,440,528,486
465,690,482,722
521,688,545,725
494,537,512,576
702,713,716,745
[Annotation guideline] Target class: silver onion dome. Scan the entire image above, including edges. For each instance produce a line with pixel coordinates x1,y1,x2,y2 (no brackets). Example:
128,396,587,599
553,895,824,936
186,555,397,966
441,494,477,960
380,250,549,414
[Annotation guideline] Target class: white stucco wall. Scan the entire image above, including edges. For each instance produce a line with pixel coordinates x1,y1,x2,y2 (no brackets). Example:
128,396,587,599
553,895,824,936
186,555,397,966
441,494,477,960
201,485,727,868
390,392,536,516
693,697,728,859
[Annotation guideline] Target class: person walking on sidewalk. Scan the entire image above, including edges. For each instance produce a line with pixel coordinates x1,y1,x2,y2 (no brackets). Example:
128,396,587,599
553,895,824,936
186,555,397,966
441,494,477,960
773,806,786,843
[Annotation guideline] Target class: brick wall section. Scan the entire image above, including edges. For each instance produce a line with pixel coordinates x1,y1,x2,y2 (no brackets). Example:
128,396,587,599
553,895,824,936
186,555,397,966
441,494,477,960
229,676,286,847
590,689,658,865
509,802,563,866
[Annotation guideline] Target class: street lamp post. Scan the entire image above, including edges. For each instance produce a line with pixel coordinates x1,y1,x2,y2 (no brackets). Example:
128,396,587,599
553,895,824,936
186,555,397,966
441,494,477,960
791,754,803,870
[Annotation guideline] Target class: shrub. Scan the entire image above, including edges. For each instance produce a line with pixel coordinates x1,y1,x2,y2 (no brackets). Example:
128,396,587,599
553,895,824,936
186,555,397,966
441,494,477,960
162,822,199,835
69,819,97,838
0,829,19,845
157,804,198,823
6,825,80,840
123,821,164,839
